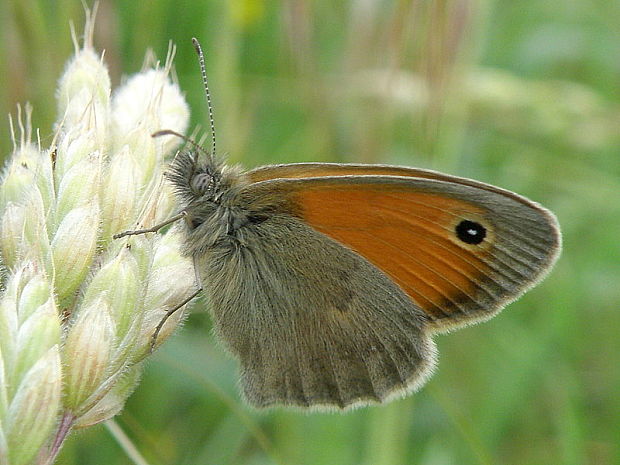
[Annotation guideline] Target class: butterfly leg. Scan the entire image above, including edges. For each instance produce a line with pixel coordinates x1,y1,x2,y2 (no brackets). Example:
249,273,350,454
150,255,203,352
113,211,187,239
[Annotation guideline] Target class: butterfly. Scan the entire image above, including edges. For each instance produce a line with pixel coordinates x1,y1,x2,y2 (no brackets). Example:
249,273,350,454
117,39,561,410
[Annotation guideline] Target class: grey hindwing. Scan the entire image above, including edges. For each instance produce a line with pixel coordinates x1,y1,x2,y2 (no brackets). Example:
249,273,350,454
199,214,436,410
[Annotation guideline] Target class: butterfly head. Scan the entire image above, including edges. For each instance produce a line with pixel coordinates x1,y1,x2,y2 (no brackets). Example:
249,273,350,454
166,149,249,238
166,150,220,202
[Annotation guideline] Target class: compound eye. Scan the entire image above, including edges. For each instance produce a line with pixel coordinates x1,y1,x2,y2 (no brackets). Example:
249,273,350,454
191,173,213,195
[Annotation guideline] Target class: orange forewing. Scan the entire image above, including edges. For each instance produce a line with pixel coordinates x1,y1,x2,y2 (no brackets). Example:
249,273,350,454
286,181,495,321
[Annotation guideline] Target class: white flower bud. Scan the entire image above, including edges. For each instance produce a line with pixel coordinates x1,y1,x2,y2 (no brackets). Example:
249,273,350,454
0,304,18,395
63,297,115,412
82,248,139,339
13,300,61,396
0,346,8,419
55,151,102,224
152,180,178,224
74,364,142,428
0,264,34,371
57,46,110,145
153,229,192,269
16,273,51,323
51,204,99,303
121,127,162,189
20,189,53,270
5,345,61,465
55,127,100,179
0,267,60,410
0,144,41,211
0,281,17,333
139,231,194,352
0,203,26,269
118,234,154,281
111,68,189,155
100,147,141,241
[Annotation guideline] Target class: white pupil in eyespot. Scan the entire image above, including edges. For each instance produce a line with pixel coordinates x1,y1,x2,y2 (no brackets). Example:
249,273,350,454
455,219,486,245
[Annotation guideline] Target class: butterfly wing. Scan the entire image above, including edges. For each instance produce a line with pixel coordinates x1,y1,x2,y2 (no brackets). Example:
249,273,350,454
207,167,560,409
248,162,440,182
247,161,524,191
242,170,561,331
201,212,436,409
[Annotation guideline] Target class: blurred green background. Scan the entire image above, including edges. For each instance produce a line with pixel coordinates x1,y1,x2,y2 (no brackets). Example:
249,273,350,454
1,1,619,464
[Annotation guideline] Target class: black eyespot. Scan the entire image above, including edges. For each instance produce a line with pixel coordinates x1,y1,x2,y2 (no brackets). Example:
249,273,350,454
455,220,486,245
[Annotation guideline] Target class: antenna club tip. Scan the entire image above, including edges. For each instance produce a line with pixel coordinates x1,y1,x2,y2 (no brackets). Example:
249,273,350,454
192,37,202,54
152,130,168,138
152,129,182,139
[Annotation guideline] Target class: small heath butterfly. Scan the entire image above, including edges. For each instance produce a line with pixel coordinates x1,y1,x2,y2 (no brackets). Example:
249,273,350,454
117,39,561,410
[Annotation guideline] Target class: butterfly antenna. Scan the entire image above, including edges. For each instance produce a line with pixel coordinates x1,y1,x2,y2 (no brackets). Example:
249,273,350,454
192,38,216,159
152,129,208,160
